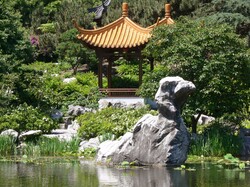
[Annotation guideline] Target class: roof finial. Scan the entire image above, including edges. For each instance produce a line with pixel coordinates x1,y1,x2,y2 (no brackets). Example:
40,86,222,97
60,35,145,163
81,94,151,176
122,2,128,17
165,4,171,18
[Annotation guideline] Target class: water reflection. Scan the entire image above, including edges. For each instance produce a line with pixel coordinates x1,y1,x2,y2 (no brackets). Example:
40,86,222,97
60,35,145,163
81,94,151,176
0,160,249,187
96,165,188,187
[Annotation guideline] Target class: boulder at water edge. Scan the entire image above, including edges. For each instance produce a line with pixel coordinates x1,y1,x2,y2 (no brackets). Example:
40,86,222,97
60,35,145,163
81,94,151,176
97,76,195,165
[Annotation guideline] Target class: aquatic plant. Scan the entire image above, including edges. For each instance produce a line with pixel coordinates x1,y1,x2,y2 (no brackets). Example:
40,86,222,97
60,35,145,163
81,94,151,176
80,147,97,158
0,136,16,156
22,137,80,157
189,122,242,157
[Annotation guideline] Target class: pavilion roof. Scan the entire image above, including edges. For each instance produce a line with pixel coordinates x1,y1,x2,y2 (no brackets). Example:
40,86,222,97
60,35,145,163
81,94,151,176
73,3,174,49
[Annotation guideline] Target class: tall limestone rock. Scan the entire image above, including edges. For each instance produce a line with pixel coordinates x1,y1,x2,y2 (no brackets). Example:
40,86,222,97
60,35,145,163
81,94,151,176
97,76,196,165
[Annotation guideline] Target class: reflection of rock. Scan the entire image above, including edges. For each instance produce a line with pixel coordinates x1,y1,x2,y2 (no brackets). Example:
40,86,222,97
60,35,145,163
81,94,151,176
97,76,195,165
96,165,188,187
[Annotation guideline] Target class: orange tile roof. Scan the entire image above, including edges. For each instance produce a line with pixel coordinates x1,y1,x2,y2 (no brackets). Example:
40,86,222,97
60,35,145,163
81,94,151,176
73,3,173,49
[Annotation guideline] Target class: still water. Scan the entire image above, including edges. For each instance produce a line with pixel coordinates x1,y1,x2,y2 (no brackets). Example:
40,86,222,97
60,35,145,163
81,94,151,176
0,159,249,187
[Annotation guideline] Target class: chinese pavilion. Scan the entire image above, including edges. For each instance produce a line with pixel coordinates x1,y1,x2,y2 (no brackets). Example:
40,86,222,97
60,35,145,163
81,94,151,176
73,2,174,96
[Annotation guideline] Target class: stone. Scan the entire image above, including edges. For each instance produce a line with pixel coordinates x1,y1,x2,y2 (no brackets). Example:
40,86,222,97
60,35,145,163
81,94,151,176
0,129,18,139
67,120,80,131
98,98,145,110
79,137,100,152
194,114,215,125
43,129,77,142
63,77,76,83
51,109,63,120
19,130,42,141
96,76,195,165
67,105,93,117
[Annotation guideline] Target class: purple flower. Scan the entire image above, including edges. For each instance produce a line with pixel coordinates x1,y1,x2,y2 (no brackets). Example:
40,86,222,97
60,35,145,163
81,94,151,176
30,35,39,46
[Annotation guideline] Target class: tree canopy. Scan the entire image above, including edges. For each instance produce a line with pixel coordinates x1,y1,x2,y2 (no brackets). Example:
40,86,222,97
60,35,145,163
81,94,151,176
140,19,250,117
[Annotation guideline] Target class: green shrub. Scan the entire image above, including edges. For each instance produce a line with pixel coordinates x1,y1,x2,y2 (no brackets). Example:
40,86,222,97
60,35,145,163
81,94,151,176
0,103,57,133
23,137,81,157
141,19,250,118
80,147,97,158
77,107,157,140
0,136,16,156
241,120,250,129
60,72,101,108
189,120,242,157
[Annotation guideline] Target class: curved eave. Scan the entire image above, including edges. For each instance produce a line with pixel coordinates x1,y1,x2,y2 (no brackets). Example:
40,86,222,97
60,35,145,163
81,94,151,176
147,18,175,29
74,17,152,49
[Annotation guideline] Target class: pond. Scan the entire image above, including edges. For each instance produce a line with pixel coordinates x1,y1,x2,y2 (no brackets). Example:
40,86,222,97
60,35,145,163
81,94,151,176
0,159,249,187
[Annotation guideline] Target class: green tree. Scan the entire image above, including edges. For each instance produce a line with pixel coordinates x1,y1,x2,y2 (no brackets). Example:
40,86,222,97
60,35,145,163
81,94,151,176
193,0,250,37
0,0,34,113
0,1,33,73
140,19,250,118
56,29,97,74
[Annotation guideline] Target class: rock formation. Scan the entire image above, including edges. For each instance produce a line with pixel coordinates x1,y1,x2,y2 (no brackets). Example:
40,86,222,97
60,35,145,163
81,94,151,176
97,76,195,165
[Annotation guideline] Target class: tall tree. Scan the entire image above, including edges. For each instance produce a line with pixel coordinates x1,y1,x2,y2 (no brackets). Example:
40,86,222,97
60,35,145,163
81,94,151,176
193,0,250,38
140,19,250,118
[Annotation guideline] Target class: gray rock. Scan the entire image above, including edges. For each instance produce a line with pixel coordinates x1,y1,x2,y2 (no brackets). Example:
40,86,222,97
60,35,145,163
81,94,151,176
43,129,77,142
79,137,100,152
63,77,76,83
51,109,63,120
19,130,42,141
97,76,195,165
67,120,80,131
98,98,145,110
67,105,92,117
240,128,250,156
194,114,215,125
0,129,18,140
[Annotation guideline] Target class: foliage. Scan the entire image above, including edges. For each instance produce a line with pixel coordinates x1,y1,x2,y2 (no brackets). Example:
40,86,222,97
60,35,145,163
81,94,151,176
137,65,168,99
112,58,150,88
0,136,17,156
103,0,210,27
189,120,242,157
193,0,250,37
77,107,157,140
60,72,101,108
0,103,57,133
56,29,98,74
241,120,250,129
22,136,80,156
0,0,34,74
15,62,101,111
80,147,97,158
141,19,250,118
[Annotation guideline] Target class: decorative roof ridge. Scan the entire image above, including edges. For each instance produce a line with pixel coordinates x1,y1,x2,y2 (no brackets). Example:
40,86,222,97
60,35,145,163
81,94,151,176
73,6,152,35
147,17,174,29
73,17,124,34
146,3,174,29
123,17,153,33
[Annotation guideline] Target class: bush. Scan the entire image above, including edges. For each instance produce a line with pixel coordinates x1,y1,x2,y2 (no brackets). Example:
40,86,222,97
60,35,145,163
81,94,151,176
189,120,242,157
0,135,16,156
21,136,81,157
0,103,57,133
16,63,101,110
77,107,157,140
141,19,250,118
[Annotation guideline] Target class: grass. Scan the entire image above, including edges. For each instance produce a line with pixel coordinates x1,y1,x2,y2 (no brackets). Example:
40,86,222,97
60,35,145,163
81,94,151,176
189,123,242,157
0,135,81,160
0,136,16,156
23,137,81,157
